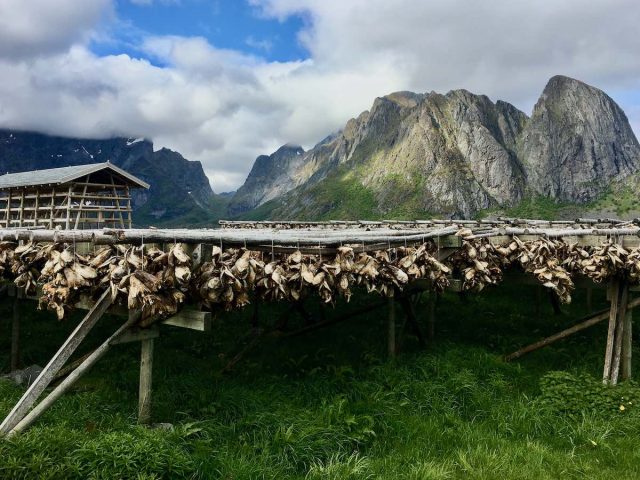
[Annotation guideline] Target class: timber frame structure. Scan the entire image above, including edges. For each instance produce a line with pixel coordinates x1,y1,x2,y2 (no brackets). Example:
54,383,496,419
0,162,149,229
0,217,639,435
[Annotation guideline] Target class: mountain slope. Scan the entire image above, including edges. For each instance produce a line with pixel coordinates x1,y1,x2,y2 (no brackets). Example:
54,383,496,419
232,76,640,220
0,130,225,226
228,144,305,216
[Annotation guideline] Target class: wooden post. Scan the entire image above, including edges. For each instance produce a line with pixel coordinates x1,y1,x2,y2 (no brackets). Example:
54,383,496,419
622,308,633,381
10,295,20,371
388,296,396,358
49,187,55,229
603,279,620,384
5,189,11,228
74,176,89,229
611,282,630,385
0,290,112,435
34,190,39,228
65,185,73,230
18,189,25,228
138,337,154,425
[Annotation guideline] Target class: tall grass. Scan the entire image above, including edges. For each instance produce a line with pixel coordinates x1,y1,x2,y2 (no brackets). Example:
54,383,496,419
0,284,639,478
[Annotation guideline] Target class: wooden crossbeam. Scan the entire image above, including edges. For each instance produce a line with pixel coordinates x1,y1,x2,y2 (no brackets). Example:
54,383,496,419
505,296,640,362
8,311,141,436
0,289,112,435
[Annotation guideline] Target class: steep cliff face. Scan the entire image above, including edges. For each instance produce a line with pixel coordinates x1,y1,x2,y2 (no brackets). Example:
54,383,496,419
227,144,305,215
238,88,531,218
233,75,640,219
519,75,640,202
0,130,219,225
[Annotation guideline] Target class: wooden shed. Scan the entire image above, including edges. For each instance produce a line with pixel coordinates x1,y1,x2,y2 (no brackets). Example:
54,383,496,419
0,162,149,229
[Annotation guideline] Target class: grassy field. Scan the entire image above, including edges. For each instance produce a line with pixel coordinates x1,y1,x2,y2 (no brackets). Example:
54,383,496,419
1,284,640,479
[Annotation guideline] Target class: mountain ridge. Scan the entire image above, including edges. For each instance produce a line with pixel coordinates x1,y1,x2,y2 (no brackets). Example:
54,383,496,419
228,75,640,220
0,129,225,226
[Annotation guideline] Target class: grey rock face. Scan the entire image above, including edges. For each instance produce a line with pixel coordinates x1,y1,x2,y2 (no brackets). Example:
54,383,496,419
228,144,305,215
519,75,640,202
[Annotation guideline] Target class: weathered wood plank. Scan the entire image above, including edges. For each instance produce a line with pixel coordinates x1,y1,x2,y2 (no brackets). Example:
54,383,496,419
603,279,621,384
610,282,630,385
138,337,154,425
622,307,633,381
162,309,212,331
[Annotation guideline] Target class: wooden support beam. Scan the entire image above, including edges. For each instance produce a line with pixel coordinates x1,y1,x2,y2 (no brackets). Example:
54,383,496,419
0,289,112,435
74,176,90,230
610,282,629,385
603,279,620,382
110,173,126,229
138,337,154,425
4,189,11,229
65,185,73,230
8,312,140,436
18,189,25,228
505,297,640,362
162,309,212,332
622,308,633,381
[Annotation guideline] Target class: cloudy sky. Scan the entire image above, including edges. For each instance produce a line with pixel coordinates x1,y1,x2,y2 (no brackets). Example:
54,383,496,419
1,0,639,192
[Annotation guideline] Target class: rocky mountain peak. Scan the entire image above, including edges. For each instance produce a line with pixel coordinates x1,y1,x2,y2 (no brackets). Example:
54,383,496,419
227,142,308,216
520,76,640,202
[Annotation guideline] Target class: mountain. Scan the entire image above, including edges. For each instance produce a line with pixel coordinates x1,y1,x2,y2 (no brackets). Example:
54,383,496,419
518,76,640,203
230,75,640,220
228,143,305,216
0,130,227,226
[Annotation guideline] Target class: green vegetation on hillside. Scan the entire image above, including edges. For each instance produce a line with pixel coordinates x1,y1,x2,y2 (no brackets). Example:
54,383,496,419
136,194,230,228
478,196,580,221
590,173,640,218
2,284,640,478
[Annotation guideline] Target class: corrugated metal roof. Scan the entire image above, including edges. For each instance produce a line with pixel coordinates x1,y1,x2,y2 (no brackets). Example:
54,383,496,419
0,162,150,189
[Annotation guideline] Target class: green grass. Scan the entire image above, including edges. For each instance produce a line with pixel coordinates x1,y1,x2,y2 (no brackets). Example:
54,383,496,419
1,284,640,479
478,195,579,221
589,173,640,218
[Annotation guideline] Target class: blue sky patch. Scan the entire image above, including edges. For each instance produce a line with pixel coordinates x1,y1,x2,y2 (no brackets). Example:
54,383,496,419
93,0,309,63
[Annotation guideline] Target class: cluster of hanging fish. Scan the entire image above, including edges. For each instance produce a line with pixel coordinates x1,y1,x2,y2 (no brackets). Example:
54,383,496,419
0,234,639,324
454,235,640,303
194,243,451,310
0,241,192,325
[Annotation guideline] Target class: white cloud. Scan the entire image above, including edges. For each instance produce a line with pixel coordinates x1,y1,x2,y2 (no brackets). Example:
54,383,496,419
245,36,273,53
0,0,639,192
0,0,112,59
130,0,181,5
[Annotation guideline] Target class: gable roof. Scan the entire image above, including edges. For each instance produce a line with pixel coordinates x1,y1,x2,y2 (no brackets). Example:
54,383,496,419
0,162,150,189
